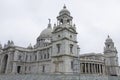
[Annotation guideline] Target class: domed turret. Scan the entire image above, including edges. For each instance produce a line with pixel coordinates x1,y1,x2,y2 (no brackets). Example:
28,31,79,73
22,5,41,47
104,35,117,53
59,5,70,16
105,35,114,49
106,35,113,42
57,5,73,25
104,36,119,76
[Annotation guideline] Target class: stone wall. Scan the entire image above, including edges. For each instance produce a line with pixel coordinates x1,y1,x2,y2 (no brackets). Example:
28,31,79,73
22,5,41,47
0,74,119,80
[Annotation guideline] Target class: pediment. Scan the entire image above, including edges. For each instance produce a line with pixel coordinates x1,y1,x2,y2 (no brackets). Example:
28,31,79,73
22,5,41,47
53,27,63,32
68,27,76,32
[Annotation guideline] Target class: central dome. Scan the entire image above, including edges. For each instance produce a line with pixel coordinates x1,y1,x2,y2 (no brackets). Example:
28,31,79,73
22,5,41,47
38,19,52,39
40,27,52,38
39,27,52,38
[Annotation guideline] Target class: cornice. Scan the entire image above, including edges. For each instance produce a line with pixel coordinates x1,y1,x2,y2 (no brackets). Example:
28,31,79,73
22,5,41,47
52,26,77,34
52,37,77,43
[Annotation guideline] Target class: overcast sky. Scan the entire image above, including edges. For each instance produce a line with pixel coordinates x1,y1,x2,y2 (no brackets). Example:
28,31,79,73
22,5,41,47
0,0,120,61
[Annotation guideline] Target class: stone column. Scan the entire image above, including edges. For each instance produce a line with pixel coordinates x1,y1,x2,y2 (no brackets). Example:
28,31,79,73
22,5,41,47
88,63,90,74
87,63,89,73
80,63,83,74
91,63,93,74
92,64,94,74
86,63,88,73
102,65,105,75
85,63,86,74
12,63,17,74
97,64,98,73
94,64,96,74
99,64,101,74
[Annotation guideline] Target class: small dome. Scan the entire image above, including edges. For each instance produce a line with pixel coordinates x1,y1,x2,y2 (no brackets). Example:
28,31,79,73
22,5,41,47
27,43,33,49
59,5,70,16
106,35,113,42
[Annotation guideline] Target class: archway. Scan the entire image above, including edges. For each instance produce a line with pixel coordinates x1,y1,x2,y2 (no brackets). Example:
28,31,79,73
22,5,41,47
1,54,8,73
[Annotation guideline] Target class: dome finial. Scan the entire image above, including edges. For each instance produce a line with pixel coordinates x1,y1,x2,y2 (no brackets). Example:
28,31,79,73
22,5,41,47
63,4,66,9
108,35,110,38
48,18,51,28
48,18,51,24
0,42,2,49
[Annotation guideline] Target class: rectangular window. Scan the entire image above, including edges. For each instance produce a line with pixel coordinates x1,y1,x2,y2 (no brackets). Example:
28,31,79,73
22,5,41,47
26,55,28,61
41,54,43,59
42,65,45,72
44,54,46,59
29,66,31,71
47,49,49,59
17,66,21,73
70,44,73,53
71,61,74,69
56,44,61,53
18,55,22,60
35,54,37,61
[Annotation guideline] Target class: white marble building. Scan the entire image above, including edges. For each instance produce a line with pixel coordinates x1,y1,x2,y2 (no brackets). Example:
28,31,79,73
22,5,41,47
0,5,120,78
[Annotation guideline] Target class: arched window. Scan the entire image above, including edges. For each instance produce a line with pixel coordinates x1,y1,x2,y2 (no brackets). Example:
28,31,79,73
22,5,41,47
1,54,8,73
108,44,110,48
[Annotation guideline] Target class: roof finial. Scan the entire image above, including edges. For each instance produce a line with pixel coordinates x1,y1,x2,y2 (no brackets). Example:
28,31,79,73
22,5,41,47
108,35,110,38
63,4,66,9
0,42,2,49
48,18,51,28
48,18,51,24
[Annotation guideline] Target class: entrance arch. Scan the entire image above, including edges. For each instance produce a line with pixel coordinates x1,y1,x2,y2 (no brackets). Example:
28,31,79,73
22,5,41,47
1,54,8,73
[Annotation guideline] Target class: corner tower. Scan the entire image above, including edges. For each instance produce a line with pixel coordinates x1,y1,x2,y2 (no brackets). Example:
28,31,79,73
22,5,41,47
51,5,80,73
104,35,119,76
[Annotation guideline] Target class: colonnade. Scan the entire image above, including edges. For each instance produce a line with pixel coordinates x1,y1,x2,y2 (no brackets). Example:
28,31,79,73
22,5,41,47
80,63,105,74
